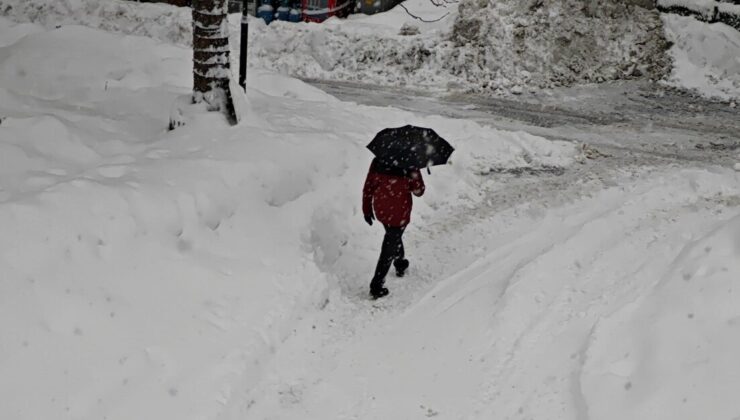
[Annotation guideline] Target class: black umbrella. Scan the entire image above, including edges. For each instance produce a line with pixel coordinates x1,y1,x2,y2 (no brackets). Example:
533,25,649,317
367,125,454,171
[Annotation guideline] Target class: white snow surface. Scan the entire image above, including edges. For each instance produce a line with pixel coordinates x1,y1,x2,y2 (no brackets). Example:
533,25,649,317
1,7,740,420
658,0,718,17
0,16,574,420
0,0,192,45
719,1,740,16
662,14,740,99
250,0,671,92
243,169,740,420
0,0,671,94
658,0,740,19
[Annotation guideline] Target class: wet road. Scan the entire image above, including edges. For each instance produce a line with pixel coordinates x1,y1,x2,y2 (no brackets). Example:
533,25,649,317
308,78,740,169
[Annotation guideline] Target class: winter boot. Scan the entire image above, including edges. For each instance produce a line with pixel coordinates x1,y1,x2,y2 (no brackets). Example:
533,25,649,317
394,259,409,277
370,286,389,299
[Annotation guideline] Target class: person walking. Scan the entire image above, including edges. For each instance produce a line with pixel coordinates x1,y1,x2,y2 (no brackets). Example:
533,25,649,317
362,157,425,299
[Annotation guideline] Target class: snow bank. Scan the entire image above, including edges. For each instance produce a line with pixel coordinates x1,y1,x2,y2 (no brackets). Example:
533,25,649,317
250,0,671,93
662,14,740,99
657,0,740,31
0,18,574,420
6,0,740,100
658,0,718,19
0,0,671,93
0,0,192,45
443,0,671,91
582,212,740,420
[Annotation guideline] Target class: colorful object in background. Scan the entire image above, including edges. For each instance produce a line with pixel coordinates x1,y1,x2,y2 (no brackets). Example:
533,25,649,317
248,0,379,24
277,0,291,20
301,0,352,22
289,7,302,22
257,0,274,23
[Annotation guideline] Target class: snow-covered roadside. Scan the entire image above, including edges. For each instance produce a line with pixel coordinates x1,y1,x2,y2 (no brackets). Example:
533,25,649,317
250,0,671,93
662,14,740,100
0,0,672,94
5,0,738,103
0,17,574,420
4,0,739,103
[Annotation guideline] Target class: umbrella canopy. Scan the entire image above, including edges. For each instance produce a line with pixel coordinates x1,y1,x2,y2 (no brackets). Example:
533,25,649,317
367,125,454,170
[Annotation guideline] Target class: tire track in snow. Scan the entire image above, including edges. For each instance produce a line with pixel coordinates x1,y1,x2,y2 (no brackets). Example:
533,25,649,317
469,172,740,419
241,163,740,419
238,82,740,419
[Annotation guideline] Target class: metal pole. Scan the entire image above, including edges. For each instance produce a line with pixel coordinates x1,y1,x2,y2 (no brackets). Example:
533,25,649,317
239,0,248,91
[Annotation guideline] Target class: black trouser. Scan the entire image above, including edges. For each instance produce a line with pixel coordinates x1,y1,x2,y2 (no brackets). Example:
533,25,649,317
370,225,405,289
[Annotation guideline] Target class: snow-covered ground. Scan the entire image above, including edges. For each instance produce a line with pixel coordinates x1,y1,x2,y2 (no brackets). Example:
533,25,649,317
243,167,740,420
663,14,740,100
3,0,739,100
0,0,191,45
0,0,671,94
2,3,740,420
0,16,573,419
658,0,718,19
249,0,671,93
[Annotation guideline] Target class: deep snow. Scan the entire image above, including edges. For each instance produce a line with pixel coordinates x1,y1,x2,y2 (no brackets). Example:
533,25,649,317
0,16,573,420
0,0,192,45
1,0,670,94
1,3,740,420
249,0,671,93
662,14,740,100
242,167,740,420
3,0,738,100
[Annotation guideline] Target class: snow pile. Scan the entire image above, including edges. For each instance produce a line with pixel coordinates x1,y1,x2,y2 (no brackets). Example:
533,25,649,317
717,1,740,30
247,0,461,91
447,0,671,90
0,0,673,94
0,0,192,45
658,0,718,19
250,0,671,93
662,14,740,99
0,17,574,420
657,0,740,27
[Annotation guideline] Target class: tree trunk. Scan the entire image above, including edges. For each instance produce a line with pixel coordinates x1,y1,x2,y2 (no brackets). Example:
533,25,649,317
192,0,237,124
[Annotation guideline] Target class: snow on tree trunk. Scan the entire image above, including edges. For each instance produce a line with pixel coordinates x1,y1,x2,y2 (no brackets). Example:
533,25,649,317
192,0,236,124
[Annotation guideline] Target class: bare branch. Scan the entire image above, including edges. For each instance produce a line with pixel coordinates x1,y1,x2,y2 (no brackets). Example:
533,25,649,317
429,0,459,7
398,3,450,22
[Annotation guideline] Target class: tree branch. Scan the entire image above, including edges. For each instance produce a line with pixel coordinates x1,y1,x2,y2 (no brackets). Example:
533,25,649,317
429,0,459,7
398,3,450,22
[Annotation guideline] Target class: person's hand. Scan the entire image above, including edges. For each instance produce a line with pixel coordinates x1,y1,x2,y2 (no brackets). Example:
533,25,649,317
364,213,374,226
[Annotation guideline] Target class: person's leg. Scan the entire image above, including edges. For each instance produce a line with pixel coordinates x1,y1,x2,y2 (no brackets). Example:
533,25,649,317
396,229,405,261
370,226,404,295
393,227,409,276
